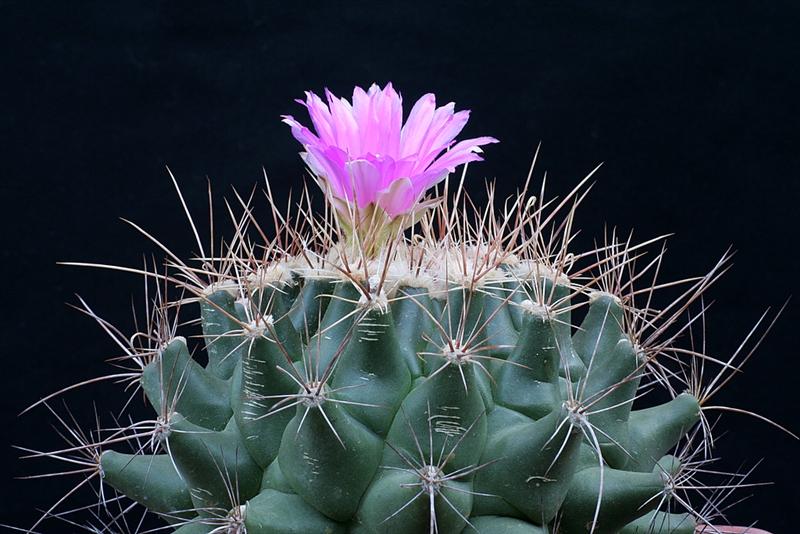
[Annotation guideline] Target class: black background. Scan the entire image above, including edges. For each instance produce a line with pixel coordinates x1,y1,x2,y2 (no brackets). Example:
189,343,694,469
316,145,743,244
1,1,799,532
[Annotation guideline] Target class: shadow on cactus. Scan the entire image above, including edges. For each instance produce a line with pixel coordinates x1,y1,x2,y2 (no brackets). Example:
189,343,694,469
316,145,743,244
11,84,796,533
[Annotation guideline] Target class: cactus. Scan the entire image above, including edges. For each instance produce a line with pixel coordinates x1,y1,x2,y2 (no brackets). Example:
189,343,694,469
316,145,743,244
17,84,793,533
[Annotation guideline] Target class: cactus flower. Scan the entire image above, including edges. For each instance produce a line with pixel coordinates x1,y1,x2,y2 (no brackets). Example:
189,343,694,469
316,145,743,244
283,83,497,218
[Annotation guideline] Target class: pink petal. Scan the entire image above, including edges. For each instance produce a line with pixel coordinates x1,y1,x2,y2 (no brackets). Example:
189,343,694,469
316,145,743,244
376,177,417,217
412,109,472,173
411,102,456,160
400,93,436,158
426,136,499,175
281,115,322,148
428,110,471,150
409,168,450,197
304,145,350,199
352,83,403,158
302,91,337,146
362,153,399,189
383,83,403,157
374,82,402,157
344,159,383,208
325,88,360,154
351,85,376,155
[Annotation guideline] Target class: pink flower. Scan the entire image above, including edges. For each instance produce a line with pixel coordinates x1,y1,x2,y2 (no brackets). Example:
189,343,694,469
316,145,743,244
283,83,498,218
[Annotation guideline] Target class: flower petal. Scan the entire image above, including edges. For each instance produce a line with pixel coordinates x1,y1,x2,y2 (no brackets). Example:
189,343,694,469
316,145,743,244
409,168,449,197
400,93,436,158
282,115,322,149
412,109,472,173
344,158,383,209
304,145,350,199
376,177,417,218
300,91,337,146
352,83,403,158
426,136,499,175
410,102,456,160
325,88,360,153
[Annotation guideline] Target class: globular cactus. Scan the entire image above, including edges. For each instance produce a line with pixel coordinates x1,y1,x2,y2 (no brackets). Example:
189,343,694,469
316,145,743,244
18,84,792,533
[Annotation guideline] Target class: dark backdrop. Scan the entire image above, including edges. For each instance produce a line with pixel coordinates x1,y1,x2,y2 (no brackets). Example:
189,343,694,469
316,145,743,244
1,1,798,531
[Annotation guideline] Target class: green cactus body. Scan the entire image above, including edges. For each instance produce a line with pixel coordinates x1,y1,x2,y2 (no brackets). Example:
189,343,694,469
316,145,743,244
93,261,706,534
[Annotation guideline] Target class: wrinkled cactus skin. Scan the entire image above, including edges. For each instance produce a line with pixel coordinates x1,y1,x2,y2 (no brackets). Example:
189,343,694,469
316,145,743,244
99,264,702,534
